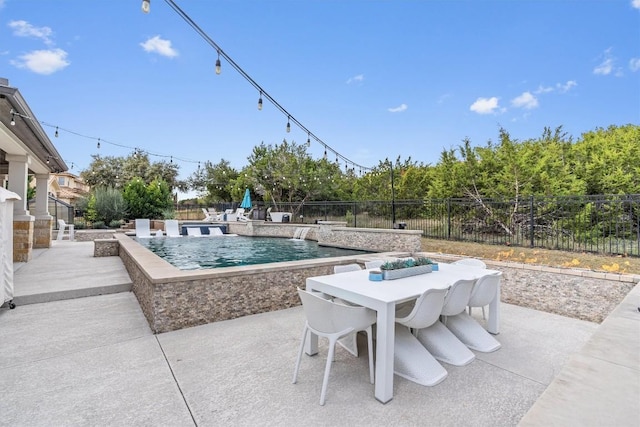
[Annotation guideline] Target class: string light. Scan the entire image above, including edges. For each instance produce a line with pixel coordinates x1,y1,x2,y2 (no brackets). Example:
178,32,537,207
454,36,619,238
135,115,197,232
258,92,263,110
54,126,59,138
146,0,374,174
141,0,150,14
215,51,221,75
10,112,15,126
306,132,311,147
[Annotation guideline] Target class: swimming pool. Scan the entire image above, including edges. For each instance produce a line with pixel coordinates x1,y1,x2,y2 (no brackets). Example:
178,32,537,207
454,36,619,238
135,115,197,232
135,236,371,270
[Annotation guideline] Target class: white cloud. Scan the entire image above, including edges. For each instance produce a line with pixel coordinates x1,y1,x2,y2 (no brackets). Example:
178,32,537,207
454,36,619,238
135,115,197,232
630,58,640,72
10,48,69,74
469,97,500,114
387,103,408,113
534,85,554,94
511,92,539,109
140,35,178,58
557,80,577,92
594,48,616,75
8,20,53,45
632,0,640,9
346,74,364,84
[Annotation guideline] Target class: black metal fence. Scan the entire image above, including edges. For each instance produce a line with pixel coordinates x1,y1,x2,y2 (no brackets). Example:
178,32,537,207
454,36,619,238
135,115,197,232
180,194,640,256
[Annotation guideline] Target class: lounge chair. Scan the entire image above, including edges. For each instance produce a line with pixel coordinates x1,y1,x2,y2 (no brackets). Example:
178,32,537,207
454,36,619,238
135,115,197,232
202,208,221,222
237,208,253,221
135,219,152,238
165,219,181,237
187,227,203,237
208,227,224,236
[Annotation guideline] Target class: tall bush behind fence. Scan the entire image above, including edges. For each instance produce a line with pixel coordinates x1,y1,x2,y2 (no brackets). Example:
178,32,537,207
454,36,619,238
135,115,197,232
179,194,640,256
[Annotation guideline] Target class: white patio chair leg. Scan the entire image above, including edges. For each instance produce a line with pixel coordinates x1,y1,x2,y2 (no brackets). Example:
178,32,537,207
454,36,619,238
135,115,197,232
482,306,486,320
320,339,337,406
292,325,308,384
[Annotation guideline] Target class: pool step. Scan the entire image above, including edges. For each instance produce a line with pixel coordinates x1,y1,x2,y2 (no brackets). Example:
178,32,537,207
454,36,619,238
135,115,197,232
11,282,133,306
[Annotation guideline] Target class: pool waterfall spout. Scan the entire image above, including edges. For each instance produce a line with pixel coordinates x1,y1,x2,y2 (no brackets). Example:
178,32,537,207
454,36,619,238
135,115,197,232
292,227,311,240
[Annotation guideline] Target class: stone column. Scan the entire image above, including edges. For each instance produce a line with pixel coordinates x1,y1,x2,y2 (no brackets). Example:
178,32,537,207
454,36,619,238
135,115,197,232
6,154,34,262
33,173,53,248
6,154,30,217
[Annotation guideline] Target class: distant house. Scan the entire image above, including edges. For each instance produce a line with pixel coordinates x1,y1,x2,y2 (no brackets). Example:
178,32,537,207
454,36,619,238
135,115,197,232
49,172,90,205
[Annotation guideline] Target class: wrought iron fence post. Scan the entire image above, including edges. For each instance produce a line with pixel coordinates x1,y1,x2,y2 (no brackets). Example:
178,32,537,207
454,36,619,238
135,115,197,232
390,162,396,226
447,198,451,239
353,201,357,228
530,195,535,247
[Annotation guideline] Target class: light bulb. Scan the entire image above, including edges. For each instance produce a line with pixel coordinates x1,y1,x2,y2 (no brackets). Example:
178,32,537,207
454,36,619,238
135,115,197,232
258,95,263,110
10,112,15,126
286,117,291,133
141,0,150,14
55,127,59,138
215,56,221,75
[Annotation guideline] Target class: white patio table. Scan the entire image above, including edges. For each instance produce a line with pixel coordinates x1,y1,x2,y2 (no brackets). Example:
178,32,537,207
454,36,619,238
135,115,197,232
305,262,500,403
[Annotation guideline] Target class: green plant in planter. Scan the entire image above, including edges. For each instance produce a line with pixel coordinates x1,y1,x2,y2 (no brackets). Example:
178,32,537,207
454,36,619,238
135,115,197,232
414,257,435,266
380,257,435,270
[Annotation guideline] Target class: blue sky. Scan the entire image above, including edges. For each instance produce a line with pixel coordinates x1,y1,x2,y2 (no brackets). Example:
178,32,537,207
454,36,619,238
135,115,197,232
1,0,639,198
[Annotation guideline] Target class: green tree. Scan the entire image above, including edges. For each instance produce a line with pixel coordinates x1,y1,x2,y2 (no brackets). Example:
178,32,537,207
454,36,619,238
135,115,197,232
242,140,346,214
122,177,173,219
574,124,640,195
81,153,184,192
187,159,238,203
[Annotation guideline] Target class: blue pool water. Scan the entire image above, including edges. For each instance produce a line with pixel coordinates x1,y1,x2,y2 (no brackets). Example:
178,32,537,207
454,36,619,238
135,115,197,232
135,236,371,270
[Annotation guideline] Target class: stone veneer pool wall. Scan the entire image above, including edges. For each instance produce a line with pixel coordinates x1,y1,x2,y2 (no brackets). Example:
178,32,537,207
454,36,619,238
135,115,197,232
112,221,420,333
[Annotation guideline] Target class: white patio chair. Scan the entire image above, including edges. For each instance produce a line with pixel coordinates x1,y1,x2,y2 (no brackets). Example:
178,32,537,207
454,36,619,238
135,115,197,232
364,259,384,269
453,258,487,269
134,219,152,238
446,272,502,353
56,219,74,241
293,288,376,406
394,287,449,386
333,264,362,274
415,279,477,366
332,263,364,356
468,271,502,319
165,220,181,237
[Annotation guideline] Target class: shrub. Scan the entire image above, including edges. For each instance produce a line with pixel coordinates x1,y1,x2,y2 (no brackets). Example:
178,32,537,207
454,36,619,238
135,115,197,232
109,219,124,228
123,177,173,219
92,221,106,229
91,187,127,225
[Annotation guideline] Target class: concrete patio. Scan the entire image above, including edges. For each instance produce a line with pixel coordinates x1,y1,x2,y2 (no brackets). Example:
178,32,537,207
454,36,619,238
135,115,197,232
1,241,638,426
